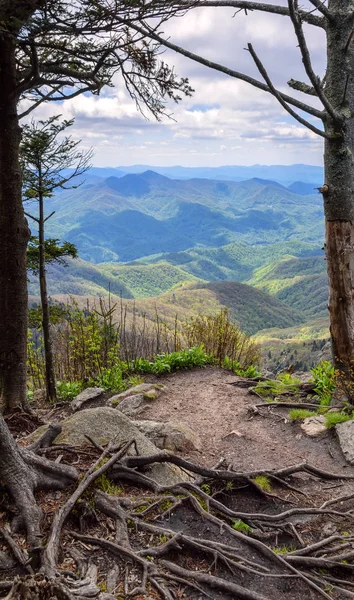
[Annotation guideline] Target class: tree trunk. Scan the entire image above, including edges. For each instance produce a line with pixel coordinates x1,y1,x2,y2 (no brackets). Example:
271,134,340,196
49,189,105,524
38,190,57,402
0,31,30,411
323,0,354,371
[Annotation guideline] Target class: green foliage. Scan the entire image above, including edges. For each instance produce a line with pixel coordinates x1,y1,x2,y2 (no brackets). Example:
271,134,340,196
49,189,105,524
311,361,335,406
273,545,295,555
56,381,83,401
95,473,122,495
232,519,253,534
131,346,213,376
289,409,318,421
183,309,260,368
27,236,78,276
200,484,212,495
89,365,126,393
325,412,354,428
252,475,272,492
223,357,260,377
254,373,301,401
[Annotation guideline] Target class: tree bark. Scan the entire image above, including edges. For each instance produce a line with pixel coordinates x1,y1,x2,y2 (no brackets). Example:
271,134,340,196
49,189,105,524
0,30,30,411
323,0,354,369
38,188,57,402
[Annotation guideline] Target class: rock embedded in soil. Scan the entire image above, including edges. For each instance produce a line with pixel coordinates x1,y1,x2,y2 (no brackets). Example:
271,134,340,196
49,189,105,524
109,383,165,416
300,415,327,437
336,420,354,464
71,387,105,412
24,407,188,485
133,420,202,452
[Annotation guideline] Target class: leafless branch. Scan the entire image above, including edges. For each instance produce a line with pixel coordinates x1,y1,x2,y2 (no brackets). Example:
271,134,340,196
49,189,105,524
287,0,339,122
193,0,325,27
247,43,331,138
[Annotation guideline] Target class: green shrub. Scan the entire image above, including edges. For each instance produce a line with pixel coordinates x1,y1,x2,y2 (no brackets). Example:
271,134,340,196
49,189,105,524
325,412,353,428
254,373,301,401
56,380,83,401
183,309,260,368
311,361,335,406
223,357,260,378
131,346,213,375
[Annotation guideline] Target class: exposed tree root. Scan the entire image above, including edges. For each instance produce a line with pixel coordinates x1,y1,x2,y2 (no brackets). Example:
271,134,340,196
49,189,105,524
1,429,354,599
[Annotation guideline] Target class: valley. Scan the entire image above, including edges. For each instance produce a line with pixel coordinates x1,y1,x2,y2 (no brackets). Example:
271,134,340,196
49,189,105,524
28,165,329,370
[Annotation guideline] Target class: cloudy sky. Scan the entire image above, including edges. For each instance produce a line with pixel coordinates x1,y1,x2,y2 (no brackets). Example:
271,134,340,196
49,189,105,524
25,2,327,168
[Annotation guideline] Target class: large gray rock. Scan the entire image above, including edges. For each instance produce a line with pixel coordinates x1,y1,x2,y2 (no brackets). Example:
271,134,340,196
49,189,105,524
134,420,202,452
111,393,151,417
301,415,327,437
109,383,165,417
71,387,104,412
336,420,354,464
25,407,187,486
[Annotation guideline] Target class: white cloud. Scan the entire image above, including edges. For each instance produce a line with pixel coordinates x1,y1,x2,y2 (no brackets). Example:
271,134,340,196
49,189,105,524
20,4,325,167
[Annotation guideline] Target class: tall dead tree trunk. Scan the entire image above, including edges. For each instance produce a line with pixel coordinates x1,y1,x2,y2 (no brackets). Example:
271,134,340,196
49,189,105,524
0,31,30,411
323,0,354,369
38,187,57,403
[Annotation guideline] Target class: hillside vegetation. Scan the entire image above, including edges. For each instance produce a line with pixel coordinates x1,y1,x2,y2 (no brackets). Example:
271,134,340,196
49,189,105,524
41,172,324,262
248,255,328,318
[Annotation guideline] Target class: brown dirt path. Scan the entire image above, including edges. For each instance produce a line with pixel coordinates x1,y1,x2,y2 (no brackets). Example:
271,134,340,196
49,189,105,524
143,367,354,475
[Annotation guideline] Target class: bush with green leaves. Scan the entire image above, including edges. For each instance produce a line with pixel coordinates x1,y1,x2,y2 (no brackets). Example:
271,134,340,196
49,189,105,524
310,360,335,406
131,346,213,376
254,373,301,401
183,309,260,369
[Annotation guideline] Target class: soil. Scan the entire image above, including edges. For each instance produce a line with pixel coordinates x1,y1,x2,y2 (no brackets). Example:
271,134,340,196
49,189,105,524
140,366,353,476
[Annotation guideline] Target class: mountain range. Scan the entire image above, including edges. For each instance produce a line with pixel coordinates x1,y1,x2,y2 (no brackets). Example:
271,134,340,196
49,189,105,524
27,165,329,359
41,170,323,263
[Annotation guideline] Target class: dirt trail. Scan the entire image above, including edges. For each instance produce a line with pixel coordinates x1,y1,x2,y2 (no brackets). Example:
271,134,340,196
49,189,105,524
144,367,354,475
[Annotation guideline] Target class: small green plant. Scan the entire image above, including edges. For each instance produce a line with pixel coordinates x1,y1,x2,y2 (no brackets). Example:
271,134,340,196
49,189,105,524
200,484,212,495
232,519,253,534
95,473,122,495
325,411,354,428
223,357,260,378
56,380,83,401
289,409,318,421
311,361,335,406
252,475,272,492
254,374,301,401
273,545,295,555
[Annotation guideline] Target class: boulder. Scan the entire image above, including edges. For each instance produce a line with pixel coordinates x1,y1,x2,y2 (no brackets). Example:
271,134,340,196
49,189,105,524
336,420,354,464
133,420,202,452
24,407,188,486
71,387,104,412
111,383,165,401
300,415,327,437
111,393,151,417
109,383,165,417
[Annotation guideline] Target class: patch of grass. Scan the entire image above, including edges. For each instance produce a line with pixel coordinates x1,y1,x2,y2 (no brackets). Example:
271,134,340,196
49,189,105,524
95,473,122,495
232,519,253,534
252,475,272,492
289,409,318,421
132,345,214,376
325,412,354,428
273,545,296,555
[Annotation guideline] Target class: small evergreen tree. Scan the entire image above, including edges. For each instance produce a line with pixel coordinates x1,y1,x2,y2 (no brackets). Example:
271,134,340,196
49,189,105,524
21,116,92,401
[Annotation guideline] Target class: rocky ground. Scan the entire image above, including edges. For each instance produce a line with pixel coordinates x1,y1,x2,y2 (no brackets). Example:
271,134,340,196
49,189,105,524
2,366,354,599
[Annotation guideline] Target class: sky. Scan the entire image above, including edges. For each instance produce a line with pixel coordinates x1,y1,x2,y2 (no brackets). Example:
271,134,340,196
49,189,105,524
22,2,327,168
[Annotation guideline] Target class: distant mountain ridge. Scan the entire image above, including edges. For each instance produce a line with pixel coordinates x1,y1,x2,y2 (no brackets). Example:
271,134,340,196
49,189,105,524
43,171,323,263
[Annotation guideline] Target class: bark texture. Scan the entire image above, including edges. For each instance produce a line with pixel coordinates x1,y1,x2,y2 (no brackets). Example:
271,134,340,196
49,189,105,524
0,29,30,411
38,190,56,402
323,0,354,366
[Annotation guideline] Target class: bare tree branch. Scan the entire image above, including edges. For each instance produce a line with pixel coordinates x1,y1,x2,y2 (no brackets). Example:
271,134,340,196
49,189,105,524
192,0,325,27
307,0,332,20
247,43,331,138
124,19,325,120
288,0,339,121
